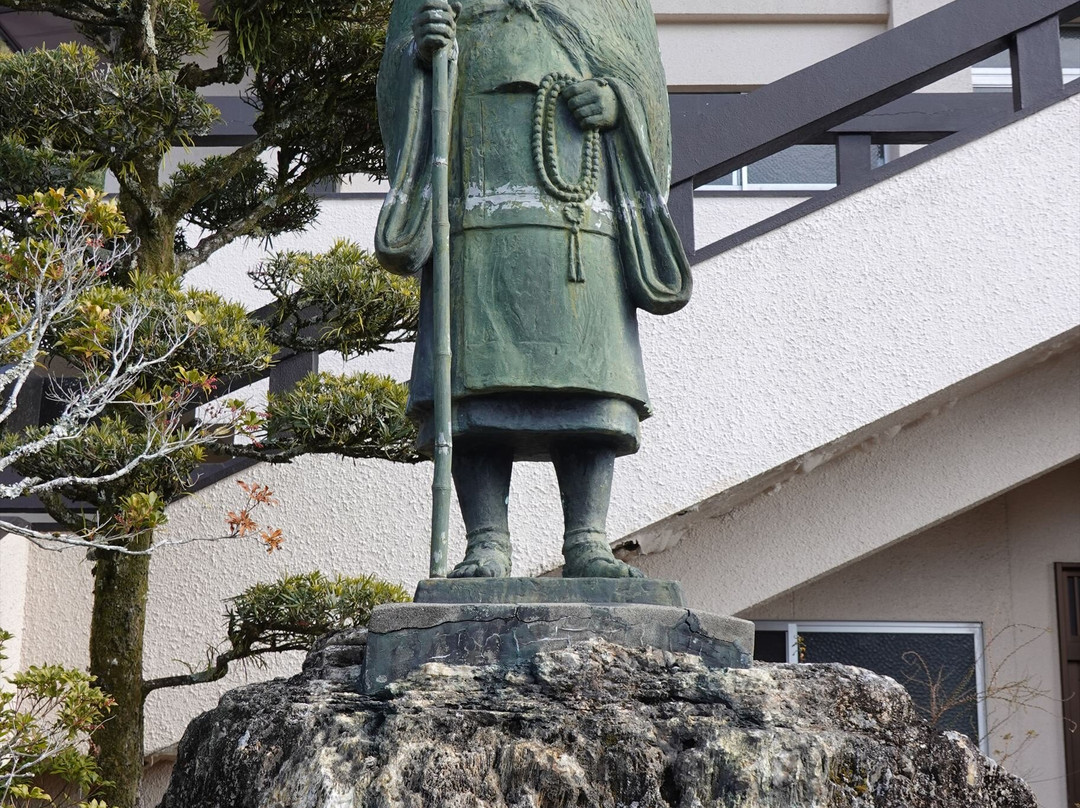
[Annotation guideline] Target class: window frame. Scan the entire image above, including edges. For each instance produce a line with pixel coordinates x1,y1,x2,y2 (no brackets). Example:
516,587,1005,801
971,66,1080,91
709,166,836,193
754,620,989,753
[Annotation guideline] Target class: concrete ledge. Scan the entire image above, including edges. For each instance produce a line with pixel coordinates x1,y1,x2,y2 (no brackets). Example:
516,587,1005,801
414,577,687,606
363,603,754,693
653,0,888,24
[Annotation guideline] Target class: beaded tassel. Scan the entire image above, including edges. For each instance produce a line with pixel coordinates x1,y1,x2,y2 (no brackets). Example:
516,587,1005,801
565,203,586,283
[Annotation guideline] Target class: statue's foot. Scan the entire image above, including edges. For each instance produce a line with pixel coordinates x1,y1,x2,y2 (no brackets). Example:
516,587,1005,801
562,529,645,579
448,528,512,578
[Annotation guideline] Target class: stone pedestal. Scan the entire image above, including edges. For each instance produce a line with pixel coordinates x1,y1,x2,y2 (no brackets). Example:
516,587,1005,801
361,578,754,693
161,638,1039,808
413,577,688,606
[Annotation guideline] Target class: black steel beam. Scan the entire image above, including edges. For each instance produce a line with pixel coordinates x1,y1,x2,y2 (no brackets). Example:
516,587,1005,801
667,180,695,260
671,92,1017,156
1012,16,1065,110
268,350,318,395
670,0,1080,185
0,15,18,52
835,133,873,185
823,92,1015,142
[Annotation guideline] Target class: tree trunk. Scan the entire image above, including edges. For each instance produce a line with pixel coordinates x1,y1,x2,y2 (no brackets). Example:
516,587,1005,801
87,166,171,808
89,532,152,808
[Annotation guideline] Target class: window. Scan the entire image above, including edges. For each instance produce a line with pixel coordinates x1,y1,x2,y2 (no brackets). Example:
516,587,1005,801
705,143,886,192
971,27,1080,92
754,621,988,752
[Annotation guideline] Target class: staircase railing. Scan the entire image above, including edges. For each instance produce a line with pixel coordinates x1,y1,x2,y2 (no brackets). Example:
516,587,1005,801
668,0,1080,265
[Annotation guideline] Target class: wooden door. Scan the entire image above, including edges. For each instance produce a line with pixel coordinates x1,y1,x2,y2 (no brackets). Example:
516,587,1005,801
1057,563,1080,807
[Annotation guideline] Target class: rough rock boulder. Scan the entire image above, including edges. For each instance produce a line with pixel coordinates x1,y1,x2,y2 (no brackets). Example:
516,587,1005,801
159,633,1036,807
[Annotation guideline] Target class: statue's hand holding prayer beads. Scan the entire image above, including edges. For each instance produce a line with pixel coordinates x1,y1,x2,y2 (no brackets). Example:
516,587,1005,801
376,0,692,579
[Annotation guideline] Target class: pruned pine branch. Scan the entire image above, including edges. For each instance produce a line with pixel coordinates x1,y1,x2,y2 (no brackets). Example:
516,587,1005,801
163,135,270,222
176,56,245,91
143,571,411,694
0,193,209,508
0,478,278,556
213,371,421,465
251,240,420,359
176,178,307,272
0,309,197,478
1,189,139,435
0,45,219,175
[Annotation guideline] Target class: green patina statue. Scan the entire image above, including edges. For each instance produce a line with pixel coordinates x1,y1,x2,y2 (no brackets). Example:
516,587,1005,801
375,0,691,579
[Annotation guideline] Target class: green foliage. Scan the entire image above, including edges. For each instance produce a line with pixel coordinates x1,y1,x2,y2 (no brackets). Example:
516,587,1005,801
262,372,419,462
1,188,129,361
225,571,410,658
0,142,104,237
171,158,320,241
143,570,411,693
144,0,215,68
215,0,390,71
164,286,276,380
252,240,419,357
41,272,274,378
2,416,204,526
0,43,218,174
1,190,275,533
236,0,391,179
1,0,392,272
0,629,114,808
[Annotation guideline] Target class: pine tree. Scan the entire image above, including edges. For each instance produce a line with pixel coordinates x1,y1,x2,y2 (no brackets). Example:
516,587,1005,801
0,3,412,804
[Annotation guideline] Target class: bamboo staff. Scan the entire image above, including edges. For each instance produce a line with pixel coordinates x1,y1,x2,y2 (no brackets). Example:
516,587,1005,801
429,43,454,578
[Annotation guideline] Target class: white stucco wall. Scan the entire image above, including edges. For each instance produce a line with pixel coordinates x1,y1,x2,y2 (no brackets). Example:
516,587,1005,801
694,194,809,249
636,342,1080,611
0,533,30,679
660,22,886,90
747,461,1080,808
653,0,889,21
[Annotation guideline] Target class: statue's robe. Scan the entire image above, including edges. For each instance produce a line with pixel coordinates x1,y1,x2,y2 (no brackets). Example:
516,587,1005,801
376,0,691,460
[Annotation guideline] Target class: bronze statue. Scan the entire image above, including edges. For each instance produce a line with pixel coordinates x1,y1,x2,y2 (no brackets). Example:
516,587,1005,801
376,0,691,579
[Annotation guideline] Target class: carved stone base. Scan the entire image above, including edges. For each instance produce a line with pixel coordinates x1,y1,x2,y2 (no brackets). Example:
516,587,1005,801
414,576,687,606
361,598,753,693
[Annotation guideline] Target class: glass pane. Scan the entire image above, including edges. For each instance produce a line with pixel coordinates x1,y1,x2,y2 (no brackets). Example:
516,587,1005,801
754,631,788,663
974,49,1011,69
706,171,736,187
1063,27,1080,70
801,631,981,743
872,144,887,169
746,144,836,185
